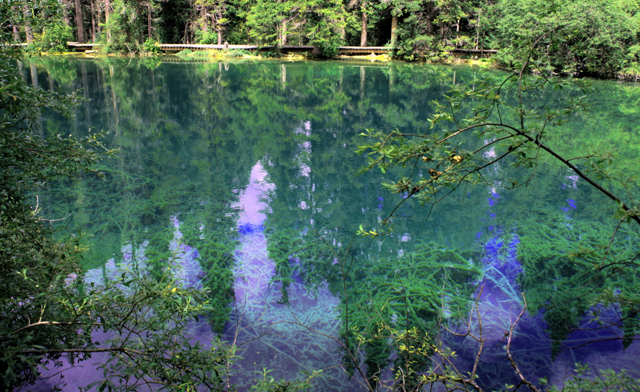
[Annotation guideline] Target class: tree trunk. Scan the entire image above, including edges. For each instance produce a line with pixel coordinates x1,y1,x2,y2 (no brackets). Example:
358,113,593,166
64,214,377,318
475,9,481,50
217,29,222,45
425,1,435,35
11,6,21,42
75,0,85,43
148,2,152,38
390,14,398,46
105,0,111,42
360,6,367,47
281,21,287,45
23,3,34,44
339,5,346,41
90,0,96,42
62,0,71,26
12,24,20,42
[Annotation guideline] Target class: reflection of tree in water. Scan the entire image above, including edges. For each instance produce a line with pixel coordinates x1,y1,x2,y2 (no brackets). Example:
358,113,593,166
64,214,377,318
26,56,640,390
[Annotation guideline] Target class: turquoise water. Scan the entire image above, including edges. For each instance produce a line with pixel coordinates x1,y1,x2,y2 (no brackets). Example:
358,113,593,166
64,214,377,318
25,57,640,391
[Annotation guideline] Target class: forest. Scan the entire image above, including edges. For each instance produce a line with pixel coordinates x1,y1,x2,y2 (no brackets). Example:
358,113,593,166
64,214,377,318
4,0,640,77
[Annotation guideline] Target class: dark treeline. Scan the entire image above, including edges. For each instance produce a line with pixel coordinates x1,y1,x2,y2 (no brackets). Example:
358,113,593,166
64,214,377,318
3,0,640,77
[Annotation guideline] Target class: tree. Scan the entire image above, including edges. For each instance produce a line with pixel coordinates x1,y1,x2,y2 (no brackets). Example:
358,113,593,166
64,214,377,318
195,0,228,44
244,0,346,54
101,0,153,52
487,0,640,77
0,0,72,52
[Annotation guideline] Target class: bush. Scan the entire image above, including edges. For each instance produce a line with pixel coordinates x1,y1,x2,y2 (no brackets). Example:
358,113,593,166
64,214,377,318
142,38,162,54
27,23,73,53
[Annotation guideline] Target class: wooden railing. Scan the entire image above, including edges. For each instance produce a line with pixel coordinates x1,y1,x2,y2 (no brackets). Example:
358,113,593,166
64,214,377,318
66,42,496,56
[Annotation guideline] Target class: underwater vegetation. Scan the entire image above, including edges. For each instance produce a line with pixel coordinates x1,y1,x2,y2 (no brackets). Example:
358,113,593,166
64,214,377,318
21,56,640,391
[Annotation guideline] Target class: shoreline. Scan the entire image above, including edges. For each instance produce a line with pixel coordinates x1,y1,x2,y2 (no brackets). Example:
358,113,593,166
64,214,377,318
22,50,640,82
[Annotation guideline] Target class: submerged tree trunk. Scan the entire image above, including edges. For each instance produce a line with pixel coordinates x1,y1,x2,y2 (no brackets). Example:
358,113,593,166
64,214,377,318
75,0,85,43
80,61,91,123
23,3,34,44
30,63,39,89
391,14,398,46
281,64,286,88
360,66,365,99
360,5,368,47
389,66,395,97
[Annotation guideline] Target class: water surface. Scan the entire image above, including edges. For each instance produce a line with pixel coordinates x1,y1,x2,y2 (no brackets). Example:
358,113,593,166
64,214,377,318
24,56,640,391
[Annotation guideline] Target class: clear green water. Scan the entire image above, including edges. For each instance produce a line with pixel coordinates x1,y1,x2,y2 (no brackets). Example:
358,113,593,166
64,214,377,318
25,56,640,391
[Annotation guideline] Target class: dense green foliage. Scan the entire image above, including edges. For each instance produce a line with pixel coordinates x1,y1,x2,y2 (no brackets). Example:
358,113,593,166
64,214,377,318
4,0,640,76
487,0,640,77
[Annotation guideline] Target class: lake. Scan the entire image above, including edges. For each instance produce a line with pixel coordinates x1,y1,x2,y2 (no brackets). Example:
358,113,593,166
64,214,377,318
22,56,640,391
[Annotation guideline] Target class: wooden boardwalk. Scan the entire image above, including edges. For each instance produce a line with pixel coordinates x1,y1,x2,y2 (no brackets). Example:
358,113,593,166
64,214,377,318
66,42,495,56
68,42,392,54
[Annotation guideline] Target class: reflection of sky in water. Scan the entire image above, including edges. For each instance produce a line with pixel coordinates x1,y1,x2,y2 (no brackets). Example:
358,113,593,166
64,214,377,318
224,161,356,391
